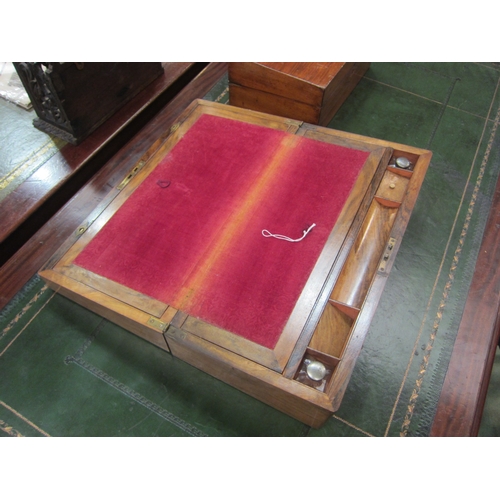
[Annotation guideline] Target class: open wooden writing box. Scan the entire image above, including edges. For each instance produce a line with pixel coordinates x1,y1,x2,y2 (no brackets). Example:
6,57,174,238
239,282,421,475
39,100,432,427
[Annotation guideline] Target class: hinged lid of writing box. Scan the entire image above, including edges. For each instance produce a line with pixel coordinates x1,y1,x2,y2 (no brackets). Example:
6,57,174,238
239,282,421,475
39,99,431,426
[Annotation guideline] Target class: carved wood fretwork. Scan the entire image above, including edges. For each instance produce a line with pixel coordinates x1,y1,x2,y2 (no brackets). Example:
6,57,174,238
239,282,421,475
14,63,73,134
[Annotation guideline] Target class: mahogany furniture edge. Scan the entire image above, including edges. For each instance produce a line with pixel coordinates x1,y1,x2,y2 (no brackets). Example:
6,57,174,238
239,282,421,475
430,170,500,436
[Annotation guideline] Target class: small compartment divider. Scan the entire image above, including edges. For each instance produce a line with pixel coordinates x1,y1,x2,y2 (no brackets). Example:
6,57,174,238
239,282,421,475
329,299,360,320
309,301,357,358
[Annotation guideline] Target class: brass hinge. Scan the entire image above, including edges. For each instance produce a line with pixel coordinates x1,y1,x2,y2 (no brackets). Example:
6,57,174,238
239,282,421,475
379,237,397,272
147,317,168,332
117,160,146,191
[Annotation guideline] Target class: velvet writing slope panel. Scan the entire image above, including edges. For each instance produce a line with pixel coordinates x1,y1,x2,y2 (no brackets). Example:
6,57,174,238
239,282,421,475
40,101,431,426
74,112,369,350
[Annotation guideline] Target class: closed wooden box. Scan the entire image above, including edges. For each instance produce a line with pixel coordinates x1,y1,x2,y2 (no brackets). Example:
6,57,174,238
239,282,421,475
228,62,370,125
14,62,164,145
39,100,431,427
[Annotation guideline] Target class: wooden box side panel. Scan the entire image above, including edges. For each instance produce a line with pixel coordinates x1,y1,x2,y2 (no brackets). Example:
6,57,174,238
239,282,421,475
229,83,321,124
319,62,370,125
228,62,325,106
165,326,334,428
228,63,369,126
39,269,174,352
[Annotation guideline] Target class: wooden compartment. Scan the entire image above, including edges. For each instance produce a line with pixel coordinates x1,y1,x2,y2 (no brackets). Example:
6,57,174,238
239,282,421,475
375,170,410,206
39,100,432,427
228,63,370,125
309,302,355,359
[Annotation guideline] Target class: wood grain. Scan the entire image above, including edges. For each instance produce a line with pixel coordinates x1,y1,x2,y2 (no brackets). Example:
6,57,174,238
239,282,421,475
164,325,334,428
282,145,394,378
229,84,321,123
229,62,330,106
309,302,354,358
228,62,369,125
330,200,398,309
39,268,175,351
40,100,383,374
430,170,500,436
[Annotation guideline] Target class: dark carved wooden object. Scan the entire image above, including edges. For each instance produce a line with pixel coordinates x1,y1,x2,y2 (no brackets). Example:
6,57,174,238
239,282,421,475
14,62,164,145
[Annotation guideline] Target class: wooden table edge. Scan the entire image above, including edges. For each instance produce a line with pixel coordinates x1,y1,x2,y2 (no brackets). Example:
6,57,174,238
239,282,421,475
430,169,500,436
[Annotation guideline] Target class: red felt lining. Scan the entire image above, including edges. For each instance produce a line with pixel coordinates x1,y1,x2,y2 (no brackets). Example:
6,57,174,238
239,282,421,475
75,114,369,348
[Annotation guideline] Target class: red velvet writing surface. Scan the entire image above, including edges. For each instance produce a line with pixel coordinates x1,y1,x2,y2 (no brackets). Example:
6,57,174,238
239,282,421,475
75,114,369,348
